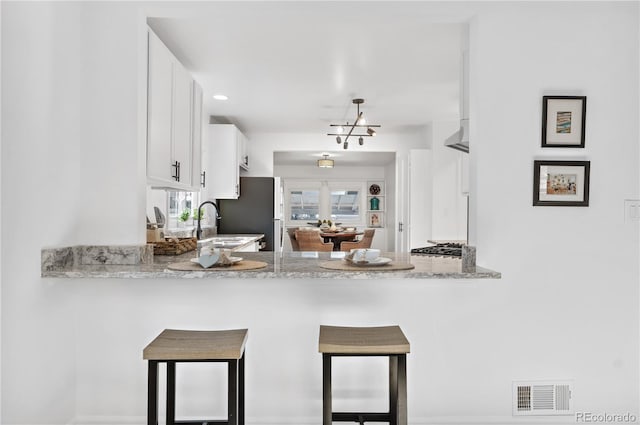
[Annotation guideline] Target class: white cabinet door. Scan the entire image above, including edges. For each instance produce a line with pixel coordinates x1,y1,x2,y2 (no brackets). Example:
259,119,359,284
204,124,240,200
172,61,193,187
191,82,203,190
146,29,202,191
146,30,173,184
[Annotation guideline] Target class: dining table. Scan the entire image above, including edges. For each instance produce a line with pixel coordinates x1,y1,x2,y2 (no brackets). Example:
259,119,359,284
319,230,364,251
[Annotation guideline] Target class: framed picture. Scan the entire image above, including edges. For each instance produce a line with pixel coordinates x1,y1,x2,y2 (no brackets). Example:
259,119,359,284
541,96,586,148
367,212,384,227
533,160,590,207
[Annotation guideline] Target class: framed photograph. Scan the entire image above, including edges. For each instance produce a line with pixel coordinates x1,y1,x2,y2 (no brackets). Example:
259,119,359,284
541,96,586,148
367,212,384,227
533,160,590,207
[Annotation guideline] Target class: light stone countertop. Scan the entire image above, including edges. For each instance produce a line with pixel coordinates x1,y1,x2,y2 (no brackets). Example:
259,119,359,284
41,251,501,279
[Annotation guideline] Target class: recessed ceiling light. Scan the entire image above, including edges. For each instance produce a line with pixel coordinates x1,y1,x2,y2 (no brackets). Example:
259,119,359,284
213,94,228,101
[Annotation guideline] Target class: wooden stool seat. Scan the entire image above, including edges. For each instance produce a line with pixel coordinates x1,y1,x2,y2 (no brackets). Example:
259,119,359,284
319,325,410,425
319,325,410,355
144,329,248,360
144,328,247,425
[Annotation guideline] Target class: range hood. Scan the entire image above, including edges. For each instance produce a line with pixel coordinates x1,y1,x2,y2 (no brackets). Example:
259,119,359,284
445,44,469,154
445,119,469,153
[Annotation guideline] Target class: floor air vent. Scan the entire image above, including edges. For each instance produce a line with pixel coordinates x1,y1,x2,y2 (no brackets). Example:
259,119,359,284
513,381,573,416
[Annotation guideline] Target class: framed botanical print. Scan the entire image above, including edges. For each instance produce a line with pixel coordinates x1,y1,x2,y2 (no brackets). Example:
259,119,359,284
541,96,586,148
533,160,590,207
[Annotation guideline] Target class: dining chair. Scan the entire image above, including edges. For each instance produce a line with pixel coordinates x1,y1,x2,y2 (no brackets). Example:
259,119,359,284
295,230,333,252
340,229,375,251
286,228,300,251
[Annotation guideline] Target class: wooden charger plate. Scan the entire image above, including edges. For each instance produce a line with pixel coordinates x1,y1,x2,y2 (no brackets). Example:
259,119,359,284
319,260,414,272
167,260,268,272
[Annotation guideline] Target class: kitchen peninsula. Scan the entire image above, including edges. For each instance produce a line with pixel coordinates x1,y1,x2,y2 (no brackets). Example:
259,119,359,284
41,250,500,279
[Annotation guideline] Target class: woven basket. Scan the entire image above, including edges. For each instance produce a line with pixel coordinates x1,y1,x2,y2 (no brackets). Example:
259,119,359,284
152,237,197,256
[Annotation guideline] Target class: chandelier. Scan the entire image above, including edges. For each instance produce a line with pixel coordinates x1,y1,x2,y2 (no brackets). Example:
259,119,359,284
327,98,380,150
317,154,334,168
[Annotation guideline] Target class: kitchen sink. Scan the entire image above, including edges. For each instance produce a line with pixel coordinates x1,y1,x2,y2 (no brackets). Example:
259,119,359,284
196,236,256,255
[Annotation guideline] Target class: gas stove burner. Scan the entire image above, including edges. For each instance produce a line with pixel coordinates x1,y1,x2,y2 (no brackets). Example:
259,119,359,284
411,242,463,258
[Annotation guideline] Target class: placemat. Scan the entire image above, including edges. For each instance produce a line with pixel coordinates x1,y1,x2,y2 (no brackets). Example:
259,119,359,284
167,260,268,272
319,260,415,272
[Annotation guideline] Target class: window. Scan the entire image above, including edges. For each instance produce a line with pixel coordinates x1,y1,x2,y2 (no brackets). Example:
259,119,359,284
289,189,320,221
285,181,365,225
330,189,360,222
167,190,200,228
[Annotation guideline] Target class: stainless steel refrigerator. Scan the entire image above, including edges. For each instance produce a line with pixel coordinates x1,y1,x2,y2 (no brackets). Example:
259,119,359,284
217,177,283,251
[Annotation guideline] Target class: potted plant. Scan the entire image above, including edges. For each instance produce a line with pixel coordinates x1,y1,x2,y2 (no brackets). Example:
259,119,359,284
192,207,204,222
178,209,191,227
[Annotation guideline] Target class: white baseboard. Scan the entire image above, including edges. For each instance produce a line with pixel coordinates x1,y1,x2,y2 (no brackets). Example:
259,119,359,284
71,415,578,425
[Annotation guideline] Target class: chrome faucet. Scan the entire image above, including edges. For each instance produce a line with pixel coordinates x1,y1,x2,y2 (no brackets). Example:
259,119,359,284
196,201,221,240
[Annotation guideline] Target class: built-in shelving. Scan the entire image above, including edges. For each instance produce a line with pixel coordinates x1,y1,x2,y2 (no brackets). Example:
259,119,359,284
366,181,385,228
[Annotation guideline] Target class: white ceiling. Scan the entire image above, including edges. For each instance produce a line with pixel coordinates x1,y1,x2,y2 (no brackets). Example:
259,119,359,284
274,151,395,167
148,2,464,139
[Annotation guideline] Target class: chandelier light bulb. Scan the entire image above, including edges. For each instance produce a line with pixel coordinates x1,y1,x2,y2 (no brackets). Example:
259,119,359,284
343,141,348,150
367,127,377,137
336,136,342,144
357,115,366,125
359,136,364,145
336,126,344,134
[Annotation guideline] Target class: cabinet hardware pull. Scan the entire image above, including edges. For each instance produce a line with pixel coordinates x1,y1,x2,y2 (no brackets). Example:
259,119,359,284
398,222,403,232
171,161,180,181
201,171,206,188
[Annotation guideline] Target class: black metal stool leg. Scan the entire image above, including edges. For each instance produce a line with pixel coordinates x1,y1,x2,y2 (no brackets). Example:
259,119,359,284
166,361,176,425
396,355,407,425
239,353,245,425
389,356,398,425
323,354,332,425
228,359,239,425
147,360,159,425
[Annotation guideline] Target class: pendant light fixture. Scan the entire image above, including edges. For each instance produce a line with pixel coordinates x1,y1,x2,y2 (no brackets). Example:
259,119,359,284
317,154,334,168
327,98,381,150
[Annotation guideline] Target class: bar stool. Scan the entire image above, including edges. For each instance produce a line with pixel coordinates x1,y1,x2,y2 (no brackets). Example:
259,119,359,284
319,325,410,425
143,328,248,425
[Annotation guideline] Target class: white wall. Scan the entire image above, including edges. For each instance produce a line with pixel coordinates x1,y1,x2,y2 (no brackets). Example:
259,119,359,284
246,131,428,177
274,164,386,181
469,1,639,420
0,2,4,421
1,2,638,425
2,2,143,423
431,121,469,242
409,149,432,249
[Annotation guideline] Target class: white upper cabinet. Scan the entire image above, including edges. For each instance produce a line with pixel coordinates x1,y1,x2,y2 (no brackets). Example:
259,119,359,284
146,28,202,191
171,61,193,187
203,124,249,200
147,29,173,183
